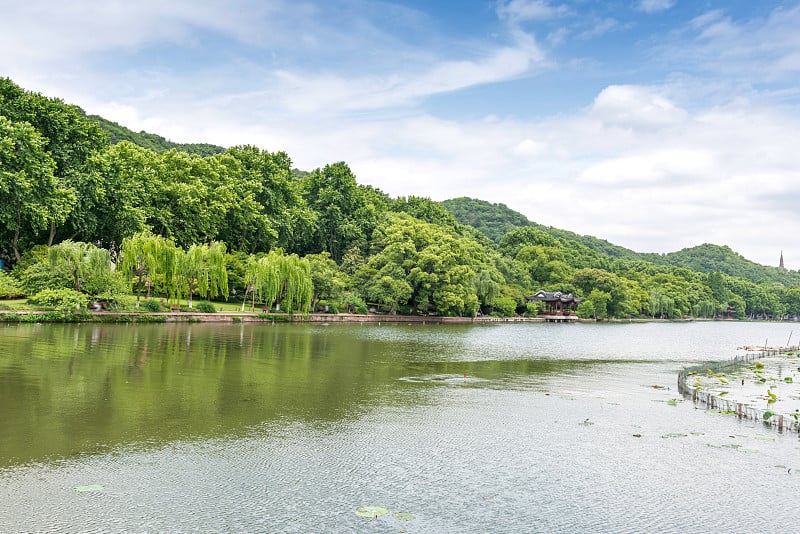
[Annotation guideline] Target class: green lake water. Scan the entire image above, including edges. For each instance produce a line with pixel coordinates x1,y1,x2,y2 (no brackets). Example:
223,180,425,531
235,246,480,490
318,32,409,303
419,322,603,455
1,321,799,532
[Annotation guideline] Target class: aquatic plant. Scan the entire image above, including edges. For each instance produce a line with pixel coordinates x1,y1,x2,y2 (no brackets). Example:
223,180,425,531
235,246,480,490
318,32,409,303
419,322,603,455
355,506,389,518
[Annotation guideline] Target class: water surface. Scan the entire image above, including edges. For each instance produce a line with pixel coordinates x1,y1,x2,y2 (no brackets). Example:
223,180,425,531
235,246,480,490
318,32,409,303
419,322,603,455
1,321,798,532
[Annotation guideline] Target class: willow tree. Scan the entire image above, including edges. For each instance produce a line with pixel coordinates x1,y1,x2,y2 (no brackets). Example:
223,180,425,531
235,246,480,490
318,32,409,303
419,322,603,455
48,240,114,295
176,241,228,308
48,240,92,292
278,254,313,313
239,249,312,313
119,231,178,305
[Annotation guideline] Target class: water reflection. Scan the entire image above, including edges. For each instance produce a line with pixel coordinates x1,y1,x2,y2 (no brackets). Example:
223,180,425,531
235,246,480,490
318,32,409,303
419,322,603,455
0,321,796,468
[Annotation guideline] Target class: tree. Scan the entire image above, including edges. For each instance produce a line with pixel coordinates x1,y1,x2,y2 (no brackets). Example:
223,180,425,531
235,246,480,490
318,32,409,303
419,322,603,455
78,141,157,245
48,240,92,292
0,78,109,245
239,250,312,313
119,231,178,304
586,289,611,320
176,242,228,308
302,162,379,261
0,116,73,261
355,213,484,316
306,252,348,311
225,145,314,251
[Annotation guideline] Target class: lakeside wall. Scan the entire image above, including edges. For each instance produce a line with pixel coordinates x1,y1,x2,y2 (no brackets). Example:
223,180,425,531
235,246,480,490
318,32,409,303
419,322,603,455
0,311,547,324
677,348,800,433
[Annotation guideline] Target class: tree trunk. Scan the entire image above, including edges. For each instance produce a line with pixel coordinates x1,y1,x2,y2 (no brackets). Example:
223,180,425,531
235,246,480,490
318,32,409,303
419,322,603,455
48,221,56,246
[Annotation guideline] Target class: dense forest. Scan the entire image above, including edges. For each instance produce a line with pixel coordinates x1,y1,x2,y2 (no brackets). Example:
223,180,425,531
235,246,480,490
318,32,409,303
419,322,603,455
2,77,799,320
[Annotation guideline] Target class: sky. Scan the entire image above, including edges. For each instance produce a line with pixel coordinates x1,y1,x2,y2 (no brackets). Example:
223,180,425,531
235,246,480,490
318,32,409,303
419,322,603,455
1,0,799,268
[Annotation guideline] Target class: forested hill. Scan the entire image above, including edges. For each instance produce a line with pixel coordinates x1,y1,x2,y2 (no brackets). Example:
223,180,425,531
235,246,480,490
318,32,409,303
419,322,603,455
442,197,649,261
88,115,225,156
659,244,799,285
441,197,796,285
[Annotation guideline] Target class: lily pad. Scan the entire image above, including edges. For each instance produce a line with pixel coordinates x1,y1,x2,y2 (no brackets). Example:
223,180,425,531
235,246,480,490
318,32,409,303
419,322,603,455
74,484,104,493
393,512,415,521
355,506,389,518
763,410,775,420
667,398,679,406
785,377,793,383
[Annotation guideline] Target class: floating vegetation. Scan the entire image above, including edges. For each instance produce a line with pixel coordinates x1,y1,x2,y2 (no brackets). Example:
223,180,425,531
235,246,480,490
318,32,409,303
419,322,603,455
767,389,778,406
785,377,794,383
763,410,775,420
661,433,688,439
632,433,642,438
649,384,669,390
667,398,679,406
393,512,415,521
73,484,104,493
355,506,390,518
710,409,736,415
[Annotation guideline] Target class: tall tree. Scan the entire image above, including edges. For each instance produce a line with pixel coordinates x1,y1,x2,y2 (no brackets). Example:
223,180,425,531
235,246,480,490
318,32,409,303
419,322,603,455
0,116,73,261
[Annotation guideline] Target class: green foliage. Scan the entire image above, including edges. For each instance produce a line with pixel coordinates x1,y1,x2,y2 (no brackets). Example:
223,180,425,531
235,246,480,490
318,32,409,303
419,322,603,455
194,301,217,313
441,197,531,243
354,213,485,316
0,271,24,298
88,115,224,156
28,288,88,312
176,241,228,308
240,250,312,313
120,231,178,302
141,299,164,312
0,115,72,260
491,295,518,317
576,299,595,319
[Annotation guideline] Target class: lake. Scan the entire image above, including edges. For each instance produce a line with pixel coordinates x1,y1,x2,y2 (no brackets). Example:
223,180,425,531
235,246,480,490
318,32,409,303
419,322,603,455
1,321,799,532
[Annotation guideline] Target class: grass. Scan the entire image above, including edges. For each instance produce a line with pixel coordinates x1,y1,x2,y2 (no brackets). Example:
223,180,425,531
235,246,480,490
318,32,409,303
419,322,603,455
1,295,275,314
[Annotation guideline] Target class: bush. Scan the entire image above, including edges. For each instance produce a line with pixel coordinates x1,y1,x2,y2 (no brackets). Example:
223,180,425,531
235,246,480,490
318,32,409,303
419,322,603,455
141,299,164,312
491,296,518,317
27,288,88,312
0,271,24,299
195,301,216,313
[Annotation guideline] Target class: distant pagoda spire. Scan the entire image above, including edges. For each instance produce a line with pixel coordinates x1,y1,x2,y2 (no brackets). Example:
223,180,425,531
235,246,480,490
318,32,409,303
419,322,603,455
780,251,786,270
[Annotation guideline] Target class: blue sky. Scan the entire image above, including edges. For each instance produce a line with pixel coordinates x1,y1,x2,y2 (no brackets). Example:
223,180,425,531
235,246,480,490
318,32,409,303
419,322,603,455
2,0,800,267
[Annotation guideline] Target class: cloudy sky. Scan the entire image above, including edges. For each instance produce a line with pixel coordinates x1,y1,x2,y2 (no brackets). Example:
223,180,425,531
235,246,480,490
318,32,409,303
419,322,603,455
1,0,799,267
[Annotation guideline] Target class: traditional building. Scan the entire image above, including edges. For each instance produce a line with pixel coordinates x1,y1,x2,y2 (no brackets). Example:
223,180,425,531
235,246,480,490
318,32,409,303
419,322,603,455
525,290,583,317
780,251,786,270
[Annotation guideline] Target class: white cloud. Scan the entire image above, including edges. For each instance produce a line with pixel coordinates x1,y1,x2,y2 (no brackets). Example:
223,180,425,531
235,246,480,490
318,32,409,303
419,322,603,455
678,5,800,81
590,85,688,130
497,0,570,22
577,149,717,186
576,17,620,40
637,0,675,14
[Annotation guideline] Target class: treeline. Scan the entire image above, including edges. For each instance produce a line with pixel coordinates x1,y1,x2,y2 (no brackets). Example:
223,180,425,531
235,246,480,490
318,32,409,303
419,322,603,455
1,77,799,319
88,115,225,157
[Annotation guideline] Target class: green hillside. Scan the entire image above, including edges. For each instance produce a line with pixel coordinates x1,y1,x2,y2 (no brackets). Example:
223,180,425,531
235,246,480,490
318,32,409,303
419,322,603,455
441,196,795,286
88,115,225,156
